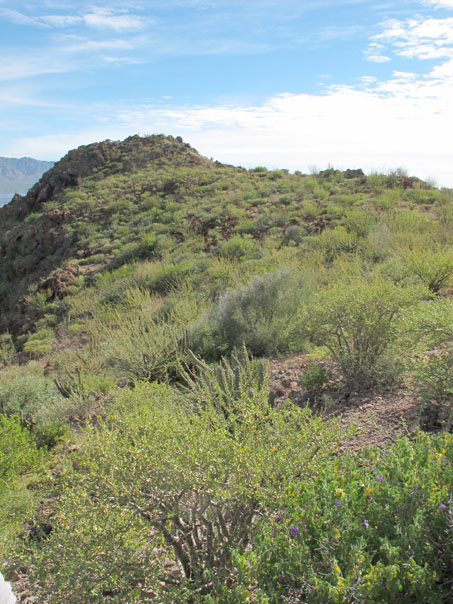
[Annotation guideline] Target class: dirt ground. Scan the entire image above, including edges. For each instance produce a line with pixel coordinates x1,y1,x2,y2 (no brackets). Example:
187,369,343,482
269,352,422,451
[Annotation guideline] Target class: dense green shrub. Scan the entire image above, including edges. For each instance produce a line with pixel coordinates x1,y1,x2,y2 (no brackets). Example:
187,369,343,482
0,414,42,488
182,346,269,426
101,312,188,382
22,327,55,357
299,363,330,404
404,246,453,293
301,277,423,390
235,431,453,603
215,235,258,261
21,379,339,603
412,348,453,431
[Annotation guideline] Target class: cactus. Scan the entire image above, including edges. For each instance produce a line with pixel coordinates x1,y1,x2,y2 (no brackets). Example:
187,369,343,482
183,345,269,427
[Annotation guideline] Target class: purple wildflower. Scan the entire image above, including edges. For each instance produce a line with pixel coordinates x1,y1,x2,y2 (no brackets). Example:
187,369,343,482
439,504,447,510
382,449,389,455
335,500,342,507
290,526,300,537
363,519,370,528
376,474,383,483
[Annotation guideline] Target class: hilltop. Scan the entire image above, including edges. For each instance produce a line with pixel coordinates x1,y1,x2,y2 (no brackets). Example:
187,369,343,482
0,135,452,603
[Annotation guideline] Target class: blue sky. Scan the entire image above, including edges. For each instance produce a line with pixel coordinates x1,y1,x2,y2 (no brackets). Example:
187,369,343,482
0,0,452,186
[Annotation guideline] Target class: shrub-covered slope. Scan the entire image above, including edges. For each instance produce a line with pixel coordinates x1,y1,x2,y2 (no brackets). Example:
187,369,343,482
0,134,452,603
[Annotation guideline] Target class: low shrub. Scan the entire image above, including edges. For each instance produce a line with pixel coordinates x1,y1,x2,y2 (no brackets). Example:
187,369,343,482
190,269,309,358
101,312,188,382
300,277,423,390
404,246,453,294
0,370,63,427
19,374,339,603
299,363,330,403
413,347,453,431
235,431,453,603
0,414,42,488
215,235,259,261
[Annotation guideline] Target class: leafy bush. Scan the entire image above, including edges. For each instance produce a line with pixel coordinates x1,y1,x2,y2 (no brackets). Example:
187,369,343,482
299,363,330,403
0,333,15,365
235,431,453,603
404,246,453,293
0,414,42,489
412,348,453,431
22,327,55,357
0,370,63,427
182,346,269,427
101,311,188,382
301,277,423,390
21,377,339,602
215,235,258,260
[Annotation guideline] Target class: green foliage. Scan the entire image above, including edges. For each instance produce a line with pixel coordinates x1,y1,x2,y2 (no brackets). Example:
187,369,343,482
190,269,309,358
0,414,42,488
0,369,63,427
412,348,453,431
21,378,339,602
299,363,330,402
215,235,258,260
100,311,188,382
236,431,453,603
22,327,55,357
404,245,453,293
402,298,453,350
301,277,423,390
182,346,269,426
0,332,15,365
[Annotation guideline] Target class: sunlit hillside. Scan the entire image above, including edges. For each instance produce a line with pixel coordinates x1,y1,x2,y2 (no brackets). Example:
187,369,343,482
0,135,452,603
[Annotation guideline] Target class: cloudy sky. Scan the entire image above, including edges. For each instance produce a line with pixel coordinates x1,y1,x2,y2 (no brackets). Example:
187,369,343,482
0,0,452,185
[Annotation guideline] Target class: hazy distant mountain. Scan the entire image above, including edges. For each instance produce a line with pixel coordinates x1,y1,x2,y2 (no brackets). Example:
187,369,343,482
0,156,54,180
0,156,54,206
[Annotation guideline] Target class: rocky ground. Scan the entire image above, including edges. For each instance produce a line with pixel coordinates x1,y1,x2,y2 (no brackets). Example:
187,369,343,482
269,352,422,451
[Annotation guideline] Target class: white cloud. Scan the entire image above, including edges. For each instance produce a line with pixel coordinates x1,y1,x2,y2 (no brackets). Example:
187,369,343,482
102,55,144,64
60,37,135,52
0,8,43,26
40,15,83,27
423,0,453,8
0,6,150,32
83,10,149,32
366,54,391,62
5,55,452,186
0,54,72,81
373,16,453,60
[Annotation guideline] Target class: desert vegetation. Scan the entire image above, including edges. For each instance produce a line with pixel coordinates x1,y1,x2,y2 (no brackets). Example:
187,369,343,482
0,136,451,602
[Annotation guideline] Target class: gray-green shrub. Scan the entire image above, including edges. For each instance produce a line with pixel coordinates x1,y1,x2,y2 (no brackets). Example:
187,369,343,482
189,269,310,358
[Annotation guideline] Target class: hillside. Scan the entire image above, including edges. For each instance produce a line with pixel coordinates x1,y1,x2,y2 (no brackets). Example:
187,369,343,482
0,135,452,603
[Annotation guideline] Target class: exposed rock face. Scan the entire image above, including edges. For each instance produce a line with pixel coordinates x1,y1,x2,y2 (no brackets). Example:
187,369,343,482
344,168,365,179
38,263,79,299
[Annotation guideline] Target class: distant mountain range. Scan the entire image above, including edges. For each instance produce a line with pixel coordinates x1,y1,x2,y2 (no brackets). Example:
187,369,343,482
0,156,54,205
